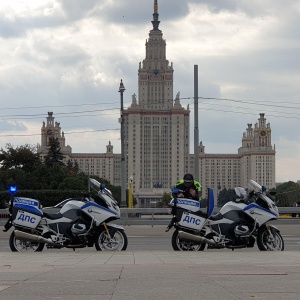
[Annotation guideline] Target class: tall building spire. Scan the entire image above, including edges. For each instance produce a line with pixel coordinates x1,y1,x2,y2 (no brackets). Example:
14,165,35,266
151,0,160,30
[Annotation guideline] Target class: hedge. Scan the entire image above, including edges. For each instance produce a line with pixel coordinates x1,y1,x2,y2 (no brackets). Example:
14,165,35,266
0,190,89,208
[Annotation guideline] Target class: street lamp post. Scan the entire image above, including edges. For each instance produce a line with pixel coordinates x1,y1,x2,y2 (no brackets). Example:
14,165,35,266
194,65,199,180
217,182,221,204
119,79,126,208
128,175,133,208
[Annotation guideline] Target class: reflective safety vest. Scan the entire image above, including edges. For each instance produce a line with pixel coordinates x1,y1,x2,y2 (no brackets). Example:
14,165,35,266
175,179,202,193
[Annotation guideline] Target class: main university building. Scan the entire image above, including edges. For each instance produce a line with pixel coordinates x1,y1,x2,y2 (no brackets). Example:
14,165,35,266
37,1,276,207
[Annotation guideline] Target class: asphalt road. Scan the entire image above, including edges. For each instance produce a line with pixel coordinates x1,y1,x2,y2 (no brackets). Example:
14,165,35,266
0,221,299,252
125,222,300,251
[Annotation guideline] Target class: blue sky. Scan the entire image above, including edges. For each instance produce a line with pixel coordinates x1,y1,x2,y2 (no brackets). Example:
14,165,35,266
0,0,300,183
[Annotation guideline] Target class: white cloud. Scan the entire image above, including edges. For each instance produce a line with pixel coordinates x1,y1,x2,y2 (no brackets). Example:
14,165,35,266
275,137,300,182
0,0,300,182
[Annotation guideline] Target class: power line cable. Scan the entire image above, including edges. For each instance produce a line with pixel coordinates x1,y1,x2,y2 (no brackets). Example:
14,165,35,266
0,102,120,111
1,95,300,113
183,96,300,110
198,102,300,117
196,107,300,120
0,128,120,138
0,108,120,120
1,96,300,123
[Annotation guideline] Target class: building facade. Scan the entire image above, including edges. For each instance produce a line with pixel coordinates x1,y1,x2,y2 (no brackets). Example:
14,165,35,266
37,1,276,207
192,113,275,199
37,112,121,186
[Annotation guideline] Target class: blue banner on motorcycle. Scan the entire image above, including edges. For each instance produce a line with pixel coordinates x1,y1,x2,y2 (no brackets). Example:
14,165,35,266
13,197,40,208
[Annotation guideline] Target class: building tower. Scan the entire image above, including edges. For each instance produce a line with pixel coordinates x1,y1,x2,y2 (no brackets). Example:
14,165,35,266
195,113,275,201
124,0,190,206
37,112,72,159
238,113,275,188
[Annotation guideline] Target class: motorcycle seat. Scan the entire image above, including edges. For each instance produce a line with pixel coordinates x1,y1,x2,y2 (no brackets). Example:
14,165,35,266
194,210,207,218
43,212,63,220
208,212,223,221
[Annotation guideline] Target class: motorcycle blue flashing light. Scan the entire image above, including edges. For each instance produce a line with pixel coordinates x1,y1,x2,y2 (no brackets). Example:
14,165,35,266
262,186,267,192
9,186,17,194
172,187,179,194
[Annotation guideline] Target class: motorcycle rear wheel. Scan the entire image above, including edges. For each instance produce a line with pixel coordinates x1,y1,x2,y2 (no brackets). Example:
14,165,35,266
257,227,284,251
95,229,128,251
9,231,44,252
172,229,206,251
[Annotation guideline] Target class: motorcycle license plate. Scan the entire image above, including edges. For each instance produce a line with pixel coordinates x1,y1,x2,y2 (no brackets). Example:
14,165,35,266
178,212,206,230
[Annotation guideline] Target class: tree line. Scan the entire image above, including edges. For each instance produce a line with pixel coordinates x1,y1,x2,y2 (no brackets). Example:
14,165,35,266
0,138,121,208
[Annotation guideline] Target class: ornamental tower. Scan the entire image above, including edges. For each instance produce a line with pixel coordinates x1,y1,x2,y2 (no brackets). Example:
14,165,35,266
37,112,72,156
138,0,174,110
238,113,275,187
124,0,190,206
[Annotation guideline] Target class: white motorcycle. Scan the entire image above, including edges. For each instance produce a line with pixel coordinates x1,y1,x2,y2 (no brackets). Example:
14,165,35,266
4,178,128,252
166,180,284,251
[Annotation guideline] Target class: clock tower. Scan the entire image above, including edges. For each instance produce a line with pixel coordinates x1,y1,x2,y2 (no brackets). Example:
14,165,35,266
238,113,275,187
255,113,271,147
37,112,72,157
124,0,190,206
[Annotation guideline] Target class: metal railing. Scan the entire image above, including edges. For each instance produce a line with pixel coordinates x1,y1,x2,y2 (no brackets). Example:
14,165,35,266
1,207,300,226
117,207,300,226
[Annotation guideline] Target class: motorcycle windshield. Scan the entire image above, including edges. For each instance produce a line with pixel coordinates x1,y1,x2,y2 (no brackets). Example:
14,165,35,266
100,193,117,205
96,192,119,212
90,178,101,189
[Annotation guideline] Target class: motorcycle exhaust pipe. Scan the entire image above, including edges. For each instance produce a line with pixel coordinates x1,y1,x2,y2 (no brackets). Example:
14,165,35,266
14,230,56,245
178,231,216,245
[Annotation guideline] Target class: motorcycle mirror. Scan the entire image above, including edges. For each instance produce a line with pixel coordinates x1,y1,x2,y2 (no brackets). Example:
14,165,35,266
235,187,246,199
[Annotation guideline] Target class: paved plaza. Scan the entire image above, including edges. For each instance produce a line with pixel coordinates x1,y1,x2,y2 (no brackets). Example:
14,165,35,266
0,250,300,300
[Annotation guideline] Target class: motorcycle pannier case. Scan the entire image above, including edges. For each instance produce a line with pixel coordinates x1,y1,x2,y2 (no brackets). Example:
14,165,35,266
177,209,206,231
12,198,42,229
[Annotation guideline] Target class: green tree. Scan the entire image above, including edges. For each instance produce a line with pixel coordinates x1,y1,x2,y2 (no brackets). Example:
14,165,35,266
44,137,65,167
271,181,300,207
47,163,70,189
30,164,56,190
66,159,80,175
58,175,87,190
0,143,41,172
156,192,172,207
0,168,28,190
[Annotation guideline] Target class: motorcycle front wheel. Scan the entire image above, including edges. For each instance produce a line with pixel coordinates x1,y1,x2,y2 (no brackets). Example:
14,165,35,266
9,231,44,252
95,229,128,251
257,227,284,251
172,229,206,251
